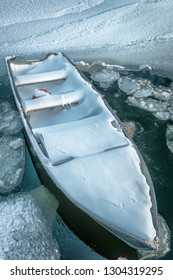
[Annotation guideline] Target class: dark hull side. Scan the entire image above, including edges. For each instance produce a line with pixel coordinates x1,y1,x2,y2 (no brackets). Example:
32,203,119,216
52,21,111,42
25,131,138,260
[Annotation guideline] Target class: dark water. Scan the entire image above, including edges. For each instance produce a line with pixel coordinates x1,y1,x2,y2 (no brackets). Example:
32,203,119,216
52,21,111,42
0,69,172,260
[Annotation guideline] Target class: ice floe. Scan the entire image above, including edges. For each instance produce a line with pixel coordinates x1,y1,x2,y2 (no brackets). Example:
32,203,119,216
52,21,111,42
118,76,141,95
0,134,25,193
0,101,23,135
0,193,60,259
152,111,170,121
133,87,152,98
127,97,168,113
166,124,173,154
91,69,120,88
116,74,173,121
152,87,172,101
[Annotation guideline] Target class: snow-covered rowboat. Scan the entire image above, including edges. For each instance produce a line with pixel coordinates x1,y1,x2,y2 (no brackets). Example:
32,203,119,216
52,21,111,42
6,52,161,253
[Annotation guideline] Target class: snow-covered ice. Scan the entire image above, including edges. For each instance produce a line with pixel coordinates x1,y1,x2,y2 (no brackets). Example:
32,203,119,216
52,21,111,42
152,111,170,121
0,134,25,193
0,101,23,134
152,87,172,101
0,1,173,78
128,97,169,113
0,193,60,259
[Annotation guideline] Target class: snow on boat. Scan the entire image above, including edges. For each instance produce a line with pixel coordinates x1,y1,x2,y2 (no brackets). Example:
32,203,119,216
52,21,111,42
5,52,160,253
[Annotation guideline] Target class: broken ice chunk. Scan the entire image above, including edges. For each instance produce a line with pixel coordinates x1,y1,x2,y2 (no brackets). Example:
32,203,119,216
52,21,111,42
127,97,169,113
134,87,152,98
153,111,170,121
152,87,172,101
118,76,141,95
0,101,23,135
0,194,60,260
0,134,25,193
91,69,120,88
166,124,173,154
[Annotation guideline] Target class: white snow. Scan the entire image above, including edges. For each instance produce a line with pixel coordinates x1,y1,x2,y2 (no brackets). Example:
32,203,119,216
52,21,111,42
49,145,156,242
0,0,173,78
0,134,25,193
34,117,128,165
0,193,60,260
0,102,23,134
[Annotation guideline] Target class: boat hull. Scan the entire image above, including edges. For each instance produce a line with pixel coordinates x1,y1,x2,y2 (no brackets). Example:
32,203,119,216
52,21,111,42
5,53,160,254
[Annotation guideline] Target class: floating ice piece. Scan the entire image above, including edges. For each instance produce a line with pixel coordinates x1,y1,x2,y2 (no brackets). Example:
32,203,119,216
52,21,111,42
0,134,25,193
139,64,152,71
0,194,60,260
152,87,172,101
134,87,152,98
121,121,136,138
127,97,169,113
152,111,170,121
76,60,125,74
168,99,173,115
118,76,141,95
166,124,173,154
91,69,120,88
0,102,23,135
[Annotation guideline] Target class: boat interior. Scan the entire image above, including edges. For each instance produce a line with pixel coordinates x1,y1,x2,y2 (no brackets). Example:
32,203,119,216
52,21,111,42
9,54,130,165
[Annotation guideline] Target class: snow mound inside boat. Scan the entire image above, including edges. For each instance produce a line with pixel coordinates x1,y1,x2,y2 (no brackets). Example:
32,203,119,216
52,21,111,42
49,145,157,248
0,194,60,260
34,116,128,165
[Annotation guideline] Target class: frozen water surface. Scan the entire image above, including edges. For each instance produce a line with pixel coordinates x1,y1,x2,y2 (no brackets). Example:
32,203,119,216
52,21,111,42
0,1,173,77
0,134,25,193
0,193,60,260
0,102,23,134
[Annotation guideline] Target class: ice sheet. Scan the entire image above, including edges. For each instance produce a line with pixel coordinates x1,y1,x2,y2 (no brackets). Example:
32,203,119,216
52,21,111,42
0,193,60,259
0,1,173,78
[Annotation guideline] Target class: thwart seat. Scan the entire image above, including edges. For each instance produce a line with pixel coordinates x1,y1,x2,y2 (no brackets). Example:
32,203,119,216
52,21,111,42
14,69,67,86
22,90,86,112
